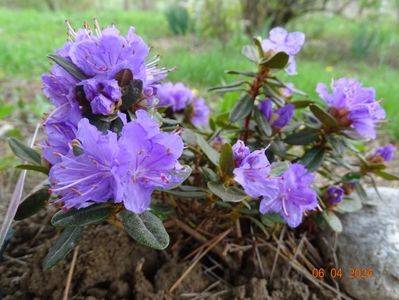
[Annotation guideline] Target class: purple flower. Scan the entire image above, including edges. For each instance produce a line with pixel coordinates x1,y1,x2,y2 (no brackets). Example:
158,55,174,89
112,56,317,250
258,99,294,129
259,163,318,228
316,78,385,139
190,98,210,126
42,65,81,124
49,110,186,213
157,82,195,111
262,27,305,75
42,21,167,120
326,186,344,204
81,78,121,115
41,121,77,165
65,23,165,89
232,141,279,199
371,144,395,162
273,104,294,128
259,99,272,121
49,118,120,209
232,139,250,167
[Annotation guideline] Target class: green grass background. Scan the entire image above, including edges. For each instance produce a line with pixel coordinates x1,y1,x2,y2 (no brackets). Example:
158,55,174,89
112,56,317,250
0,8,398,138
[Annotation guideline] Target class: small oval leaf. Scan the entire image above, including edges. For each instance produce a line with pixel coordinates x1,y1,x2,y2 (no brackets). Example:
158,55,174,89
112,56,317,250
373,170,399,181
270,161,289,176
309,104,338,128
300,147,325,171
8,137,41,165
284,128,320,145
15,188,50,221
322,211,343,233
118,210,169,250
51,203,113,227
219,143,235,178
229,94,254,123
208,182,247,202
260,52,289,69
195,132,220,167
16,164,49,174
48,54,87,81
43,226,84,270
254,108,272,137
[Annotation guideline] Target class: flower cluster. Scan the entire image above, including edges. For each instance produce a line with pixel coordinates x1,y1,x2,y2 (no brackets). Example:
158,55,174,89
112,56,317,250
157,82,209,126
261,27,305,75
368,144,395,163
258,99,294,129
41,21,168,164
40,22,188,214
316,77,385,139
49,110,186,213
232,140,318,228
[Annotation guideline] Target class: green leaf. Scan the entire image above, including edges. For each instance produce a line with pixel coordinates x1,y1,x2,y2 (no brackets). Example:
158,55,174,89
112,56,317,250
43,226,84,270
326,135,345,155
150,203,174,221
8,137,41,165
322,211,343,233
342,172,362,183
164,165,192,190
261,214,285,227
225,70,257,77
292,100,313,108
48,54,87,81
242,45,259,62
270,161,289,176
372,170,399,181
229,94,254,123
300,147,325,171
195,133,220,166
260,52,289,69
51,204,113,227
15,188,50,220
309,104,338,128
118,210,169,250
209,81,248,93
219,143,235,178
355,183,370,203
335,196,362,213
254,108,272,136
284,128,320,145
208,182,247,202
201,166,219,182
15,164,48,174
161,189,207,198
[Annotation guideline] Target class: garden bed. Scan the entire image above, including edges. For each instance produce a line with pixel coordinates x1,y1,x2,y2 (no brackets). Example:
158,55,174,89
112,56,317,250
1,209,346,300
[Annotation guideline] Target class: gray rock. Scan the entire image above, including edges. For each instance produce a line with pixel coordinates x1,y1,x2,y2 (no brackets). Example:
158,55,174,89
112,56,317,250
337,187,399,300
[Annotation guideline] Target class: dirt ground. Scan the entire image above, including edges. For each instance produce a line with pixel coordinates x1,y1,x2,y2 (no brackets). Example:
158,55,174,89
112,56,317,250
0,208,342,300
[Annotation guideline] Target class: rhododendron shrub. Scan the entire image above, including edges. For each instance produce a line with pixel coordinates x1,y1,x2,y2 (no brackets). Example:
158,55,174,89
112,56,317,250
7,22,398,269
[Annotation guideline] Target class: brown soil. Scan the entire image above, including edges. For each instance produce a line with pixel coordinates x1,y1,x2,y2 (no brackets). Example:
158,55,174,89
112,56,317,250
0,207,343,300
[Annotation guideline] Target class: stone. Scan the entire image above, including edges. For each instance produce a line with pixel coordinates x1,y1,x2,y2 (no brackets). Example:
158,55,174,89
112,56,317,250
337,187,399,300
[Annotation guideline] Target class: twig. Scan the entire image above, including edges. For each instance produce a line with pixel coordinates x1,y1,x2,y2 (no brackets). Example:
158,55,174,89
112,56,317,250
284,233,306,277
269,225,286,285
62,246,79,300
251,225,265,278
169,229,231,294
174,218,235,268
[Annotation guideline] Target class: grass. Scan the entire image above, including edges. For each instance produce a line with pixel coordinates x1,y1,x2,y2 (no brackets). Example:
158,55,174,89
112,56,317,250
0,8,398,139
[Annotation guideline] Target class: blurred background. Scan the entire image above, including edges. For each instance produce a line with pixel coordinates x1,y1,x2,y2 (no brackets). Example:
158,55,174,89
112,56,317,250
0,0,399,191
